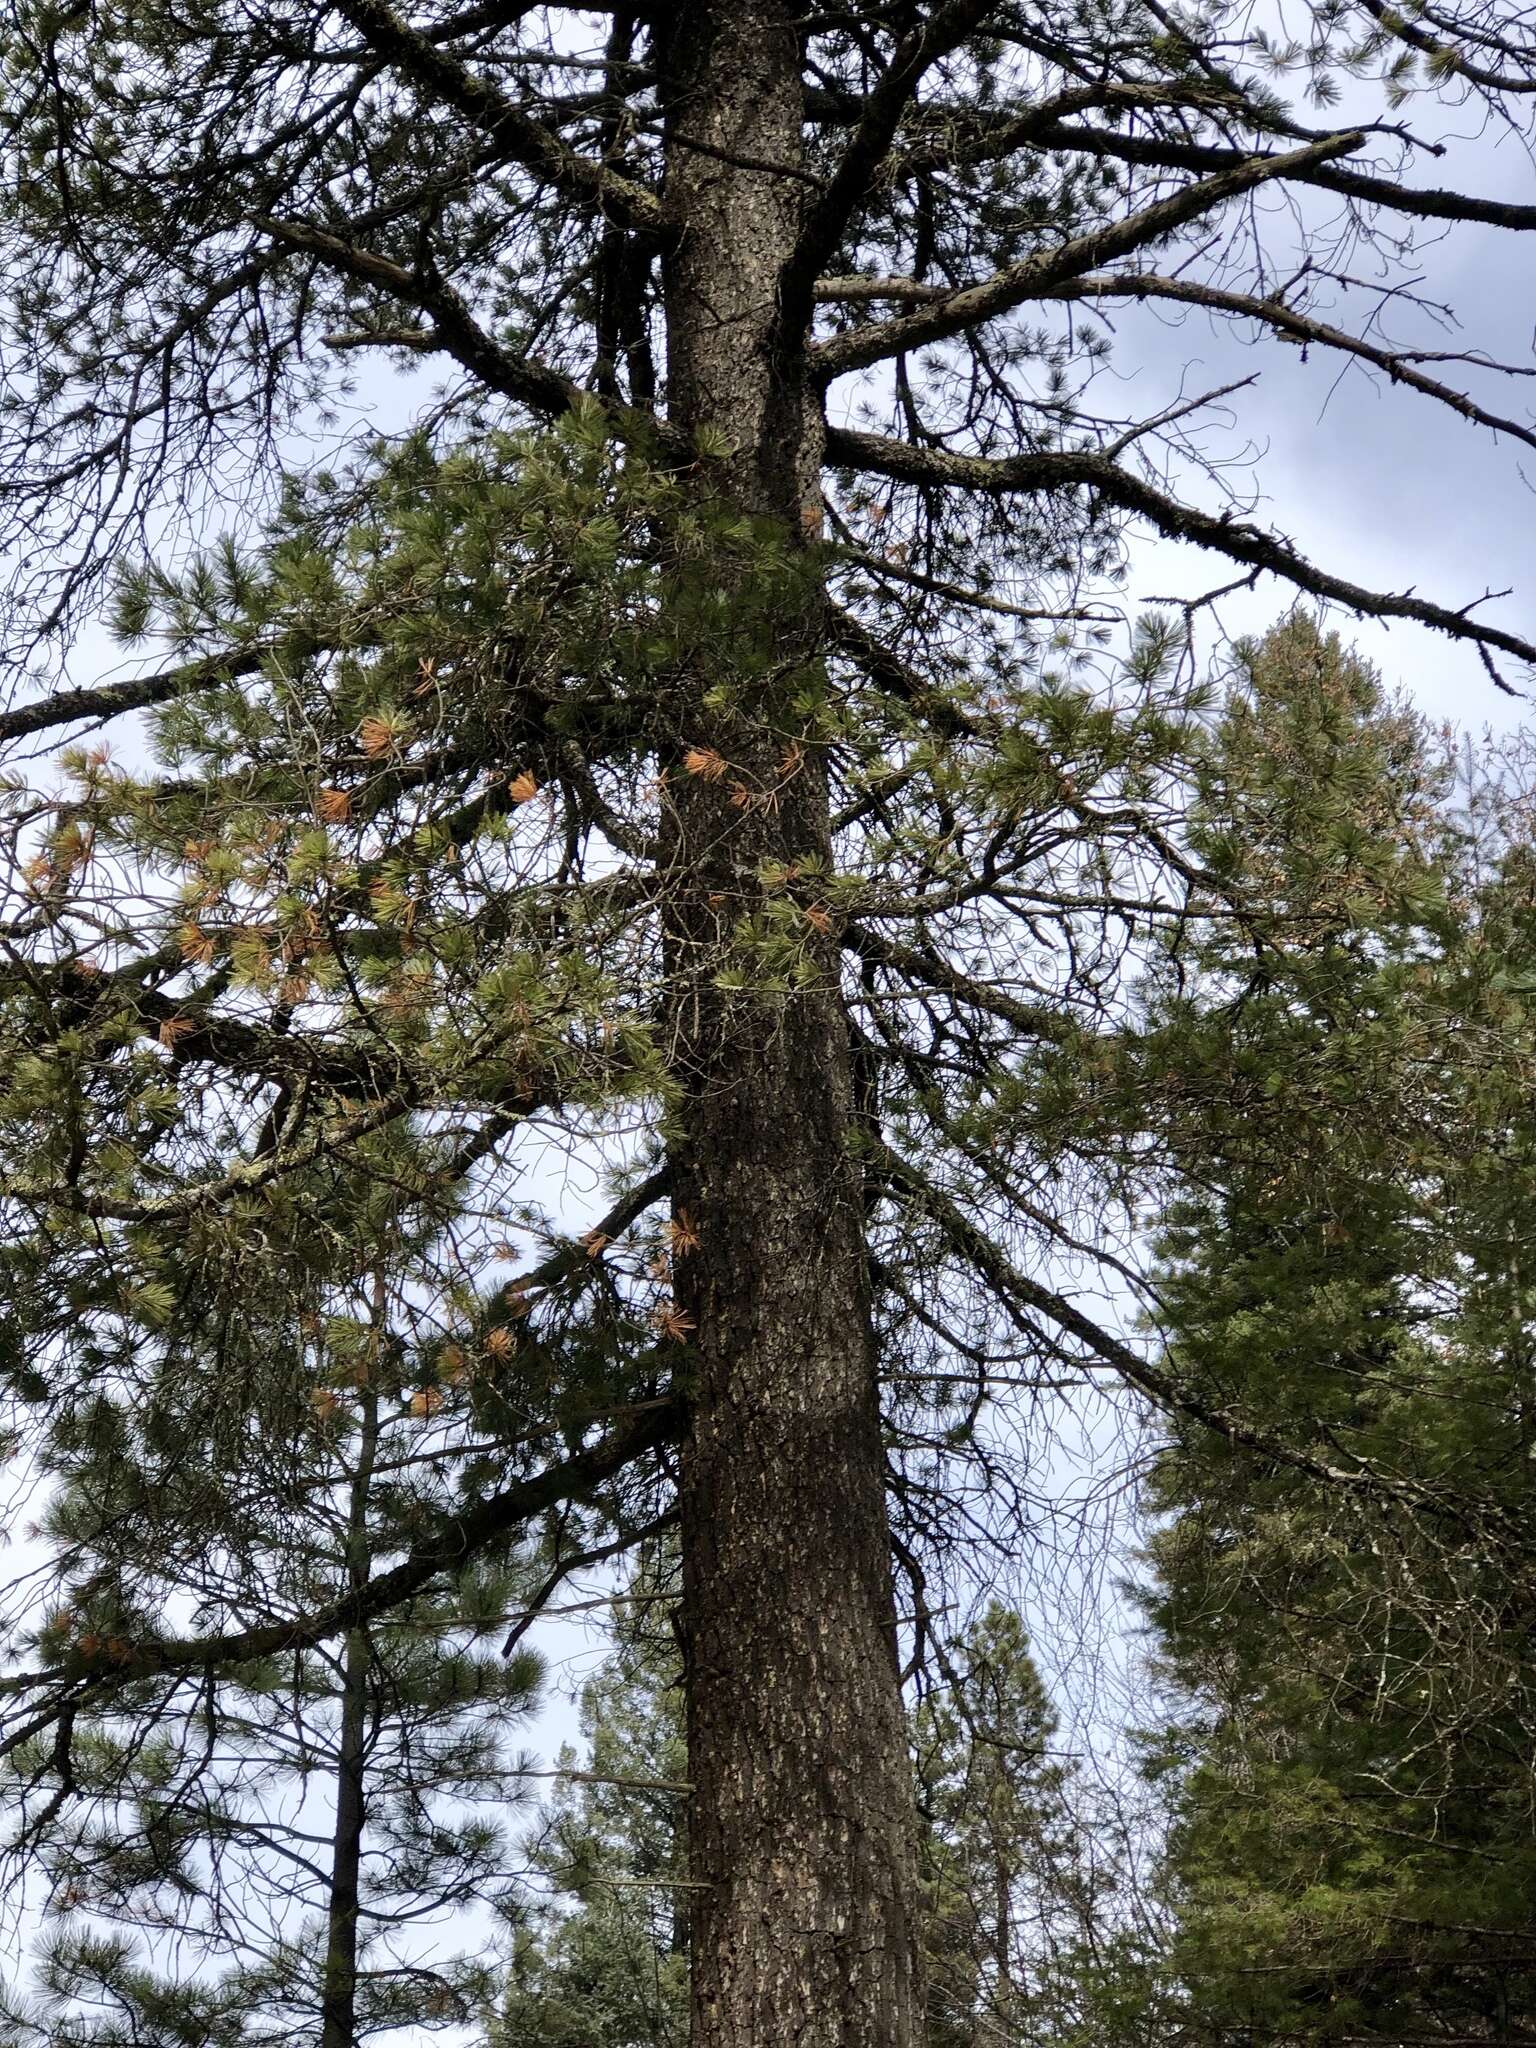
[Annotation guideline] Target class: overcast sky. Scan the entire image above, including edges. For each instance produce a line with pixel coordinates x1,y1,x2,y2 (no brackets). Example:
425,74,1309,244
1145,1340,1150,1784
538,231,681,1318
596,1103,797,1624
1093,102,1536,727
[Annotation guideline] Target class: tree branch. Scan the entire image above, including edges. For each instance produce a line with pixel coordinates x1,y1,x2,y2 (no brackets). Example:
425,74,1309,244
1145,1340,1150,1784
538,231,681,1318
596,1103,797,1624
0,1399,683,1728
868,1142,1477,1521
1353,0,1536,95
779,0,996,330
5,953,410,1098
254,217,586,419
842,921,1077,1044
3,1091,420,1222
1018,118,1536,235
0,644,275,747
824,424,1536,685
330,0,669,239
1042,269,1536,455
811,131,1364,380
832,542,1119,623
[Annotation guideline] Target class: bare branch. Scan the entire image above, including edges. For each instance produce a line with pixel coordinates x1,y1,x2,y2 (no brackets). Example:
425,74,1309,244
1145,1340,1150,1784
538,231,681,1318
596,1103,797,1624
811,131,1365,380
779,0,996,328
330,0,669,239
1044,270,1536,455
814,274,947,306
255,217,587,419
832,543,1119,623
824,424,1535,685
1019,118,1536,234
842,921,1077,1044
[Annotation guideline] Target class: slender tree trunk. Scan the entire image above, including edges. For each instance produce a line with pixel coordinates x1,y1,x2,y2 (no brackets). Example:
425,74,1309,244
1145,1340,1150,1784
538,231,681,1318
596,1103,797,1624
993,1850,1016,2031
657,7,923,2043
320,1383,379,2048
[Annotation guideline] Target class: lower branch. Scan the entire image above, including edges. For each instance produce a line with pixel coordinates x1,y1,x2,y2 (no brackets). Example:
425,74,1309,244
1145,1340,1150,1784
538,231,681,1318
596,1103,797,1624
0,1398,683,1730
825,424,1536,685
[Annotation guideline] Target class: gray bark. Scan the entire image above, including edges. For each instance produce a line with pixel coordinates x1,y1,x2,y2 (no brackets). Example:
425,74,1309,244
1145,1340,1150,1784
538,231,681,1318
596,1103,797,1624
657,8,924,2043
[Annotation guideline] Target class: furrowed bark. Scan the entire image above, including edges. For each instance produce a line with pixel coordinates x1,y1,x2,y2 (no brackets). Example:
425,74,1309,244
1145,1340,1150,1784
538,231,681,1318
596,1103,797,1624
657,6,923,2043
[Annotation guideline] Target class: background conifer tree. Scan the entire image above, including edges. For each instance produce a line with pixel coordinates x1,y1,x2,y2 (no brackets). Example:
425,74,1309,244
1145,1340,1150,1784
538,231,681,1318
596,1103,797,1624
914,1604,1115,2048
1120,620,1536,2047
0,1144,556,2046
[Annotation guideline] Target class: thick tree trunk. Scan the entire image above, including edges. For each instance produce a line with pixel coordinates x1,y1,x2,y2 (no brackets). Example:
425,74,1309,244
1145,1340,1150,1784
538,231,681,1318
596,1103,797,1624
657,8,924,2044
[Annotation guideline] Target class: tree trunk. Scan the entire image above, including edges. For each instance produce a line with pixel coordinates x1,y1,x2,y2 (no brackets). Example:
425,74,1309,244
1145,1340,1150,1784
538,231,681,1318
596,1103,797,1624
320,1385,379,2048
657,7,924,2044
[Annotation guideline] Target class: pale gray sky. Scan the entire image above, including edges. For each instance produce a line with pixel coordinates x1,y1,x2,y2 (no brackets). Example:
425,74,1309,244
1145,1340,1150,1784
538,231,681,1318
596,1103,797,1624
1084,107,1536,724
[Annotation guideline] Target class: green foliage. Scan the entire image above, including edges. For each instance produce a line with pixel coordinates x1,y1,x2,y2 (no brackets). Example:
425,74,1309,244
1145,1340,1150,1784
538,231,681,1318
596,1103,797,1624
1126,618,1536,2046
491,1582,1123,2048
492,1552,689,2048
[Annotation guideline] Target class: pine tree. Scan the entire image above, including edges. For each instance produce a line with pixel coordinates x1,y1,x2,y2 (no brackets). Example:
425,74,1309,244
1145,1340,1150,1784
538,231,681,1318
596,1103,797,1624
915,1603,1112,2048
1,1152,554,2045
3,8,1536,2044
1127,619,1536,2046
493,1551,689,2048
